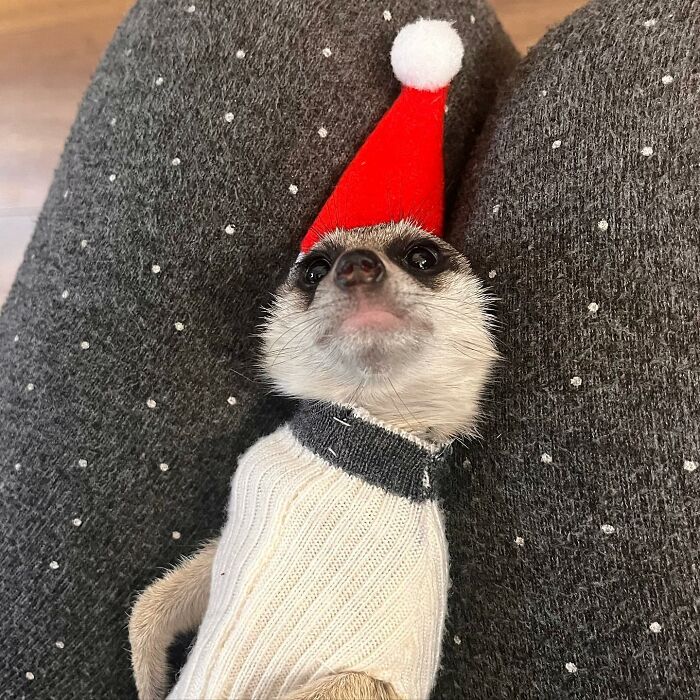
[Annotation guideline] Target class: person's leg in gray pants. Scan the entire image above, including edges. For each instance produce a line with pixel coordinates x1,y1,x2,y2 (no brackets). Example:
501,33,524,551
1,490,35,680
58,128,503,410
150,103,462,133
0,1,515,697
439,0,699,697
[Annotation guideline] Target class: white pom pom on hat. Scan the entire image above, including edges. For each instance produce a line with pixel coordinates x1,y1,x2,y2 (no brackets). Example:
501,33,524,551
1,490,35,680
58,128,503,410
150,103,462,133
390,18,465,91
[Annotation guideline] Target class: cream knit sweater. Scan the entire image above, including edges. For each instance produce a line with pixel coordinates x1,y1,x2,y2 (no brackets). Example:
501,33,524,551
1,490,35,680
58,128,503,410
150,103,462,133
169,402,450,700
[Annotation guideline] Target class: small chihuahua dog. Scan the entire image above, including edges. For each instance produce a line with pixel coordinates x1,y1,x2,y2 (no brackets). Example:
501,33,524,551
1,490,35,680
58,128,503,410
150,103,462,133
129,221,497,699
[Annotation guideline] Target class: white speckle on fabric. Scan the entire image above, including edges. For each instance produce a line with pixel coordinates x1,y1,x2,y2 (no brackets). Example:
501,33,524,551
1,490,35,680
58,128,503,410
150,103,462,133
49,560,59,570
600,523,615,534
227,396,237,406
643,18,657,28
383,10,392,21
78,458,88,468
565,662,578,674
649,621,662,634
224,112,234,122
454,634,462,644
26,383,35,392
174,322,185,331
55,640,65,649
172,531,181,540
641,146,654,157
25,672,35,681
514,536,525,547
155,76,164,86
225,224,235,234
322,47,332,58
288,184,299,195
171,157,181,166
488,270,497,279
159,462,169,472
570,376,582,388
236,49,246,59
541,453,553,464
661,74,674,85
318,126,328,138
588,302,600,314
146,398,157,409
597,219,609,231
151,264,161,274
186,4,196,12
470,14,476,24
80,239,88,249
683,460,697,472
72,518,82,527
61,290,69,299
552,139,562,149
108,173,117,182
80,341,90,350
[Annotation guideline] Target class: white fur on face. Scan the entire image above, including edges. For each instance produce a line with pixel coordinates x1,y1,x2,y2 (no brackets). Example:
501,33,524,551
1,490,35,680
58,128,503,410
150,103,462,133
260,221,498,443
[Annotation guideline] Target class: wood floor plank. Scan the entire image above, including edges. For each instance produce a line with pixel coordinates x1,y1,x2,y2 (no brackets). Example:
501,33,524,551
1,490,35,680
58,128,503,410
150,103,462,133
493,0,586,53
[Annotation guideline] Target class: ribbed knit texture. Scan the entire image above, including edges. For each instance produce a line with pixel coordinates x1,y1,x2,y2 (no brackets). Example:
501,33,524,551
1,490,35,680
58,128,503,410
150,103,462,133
170,423,449,700
0,1,516,697
435,1,700,697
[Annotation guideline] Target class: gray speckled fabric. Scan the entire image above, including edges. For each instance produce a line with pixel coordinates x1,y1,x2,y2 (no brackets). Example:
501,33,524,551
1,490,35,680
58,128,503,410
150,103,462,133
439,0,699,697
0,1,516,698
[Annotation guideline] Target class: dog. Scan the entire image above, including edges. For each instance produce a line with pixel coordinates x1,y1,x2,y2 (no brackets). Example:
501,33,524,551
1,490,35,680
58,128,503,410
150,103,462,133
129,220,497,699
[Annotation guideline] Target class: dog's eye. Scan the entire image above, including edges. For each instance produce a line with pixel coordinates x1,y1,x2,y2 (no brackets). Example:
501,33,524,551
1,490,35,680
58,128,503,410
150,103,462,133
404,244,440,271
303,257,332,286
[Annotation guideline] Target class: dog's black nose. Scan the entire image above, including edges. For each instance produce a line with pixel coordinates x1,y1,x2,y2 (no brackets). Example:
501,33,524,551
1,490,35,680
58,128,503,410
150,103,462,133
334,249,385,288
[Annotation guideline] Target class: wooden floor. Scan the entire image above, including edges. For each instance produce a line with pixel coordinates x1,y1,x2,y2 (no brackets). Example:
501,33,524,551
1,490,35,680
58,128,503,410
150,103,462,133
0,0,586,303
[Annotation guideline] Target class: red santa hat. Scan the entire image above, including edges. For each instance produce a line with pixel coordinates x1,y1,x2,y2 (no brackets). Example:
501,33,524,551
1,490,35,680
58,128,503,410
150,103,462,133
300,18,465,253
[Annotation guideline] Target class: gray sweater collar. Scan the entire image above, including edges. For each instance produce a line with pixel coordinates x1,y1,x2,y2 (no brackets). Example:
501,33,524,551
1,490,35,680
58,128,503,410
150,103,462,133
288,401,450,502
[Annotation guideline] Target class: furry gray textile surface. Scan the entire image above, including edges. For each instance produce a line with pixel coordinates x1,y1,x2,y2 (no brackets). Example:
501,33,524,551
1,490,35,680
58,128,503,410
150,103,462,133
442,0,699,696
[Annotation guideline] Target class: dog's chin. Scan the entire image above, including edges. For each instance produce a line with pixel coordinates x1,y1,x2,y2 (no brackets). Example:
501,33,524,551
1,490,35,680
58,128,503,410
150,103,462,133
318,320,427,377
339,308,404,334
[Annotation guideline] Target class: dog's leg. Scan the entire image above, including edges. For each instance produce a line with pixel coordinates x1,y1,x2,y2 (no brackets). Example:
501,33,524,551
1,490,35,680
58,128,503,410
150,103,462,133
282,672,402,700
128,539,218,700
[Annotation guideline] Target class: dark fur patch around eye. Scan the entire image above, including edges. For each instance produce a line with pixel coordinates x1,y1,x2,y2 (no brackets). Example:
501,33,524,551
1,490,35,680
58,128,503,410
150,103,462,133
292,241,345,304
293,280,315,307
384,235,462,289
